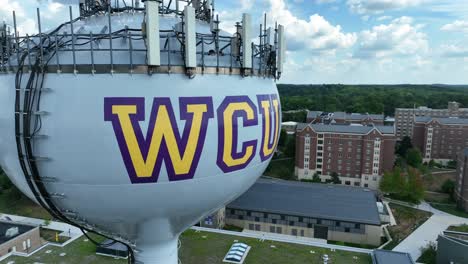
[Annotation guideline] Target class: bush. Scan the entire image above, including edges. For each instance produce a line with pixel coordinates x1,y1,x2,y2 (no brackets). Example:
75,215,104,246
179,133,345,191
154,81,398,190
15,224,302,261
417,242,437,264
441,179,455,200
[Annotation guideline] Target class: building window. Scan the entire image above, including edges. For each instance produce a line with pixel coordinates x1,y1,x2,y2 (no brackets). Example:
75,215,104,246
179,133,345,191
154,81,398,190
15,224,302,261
335,221,341,227
345,227,350,233
276,227,282,234
27,239,31,248
355,224,361,229
270,226,275,233
248,224,254,230
255,224,261,231
300,230,305,237
292,229,298,236
364,184,369,188
22,241,27,250
345,181,351,185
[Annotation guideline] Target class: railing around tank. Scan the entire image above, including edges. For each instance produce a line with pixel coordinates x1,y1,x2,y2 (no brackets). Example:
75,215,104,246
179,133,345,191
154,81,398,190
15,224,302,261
0,7,281,79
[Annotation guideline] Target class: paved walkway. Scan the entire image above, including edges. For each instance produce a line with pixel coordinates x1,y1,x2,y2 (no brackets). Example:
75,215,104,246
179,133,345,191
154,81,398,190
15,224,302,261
391,201,468,261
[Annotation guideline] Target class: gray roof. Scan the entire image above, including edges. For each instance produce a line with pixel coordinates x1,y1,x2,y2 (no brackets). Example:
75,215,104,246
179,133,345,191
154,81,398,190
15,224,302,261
0,221,35,244
415,116,468,125
296,123,395,135
227,178,381,225
373,250,415,264
306,111,384,121
347,113,384,121
306,111,324,119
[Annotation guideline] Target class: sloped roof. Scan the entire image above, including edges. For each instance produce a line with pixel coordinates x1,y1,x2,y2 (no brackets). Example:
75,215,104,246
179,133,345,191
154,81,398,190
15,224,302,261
373,250,415,264
296,123,395,135
228,178,381,225
414,117,468,125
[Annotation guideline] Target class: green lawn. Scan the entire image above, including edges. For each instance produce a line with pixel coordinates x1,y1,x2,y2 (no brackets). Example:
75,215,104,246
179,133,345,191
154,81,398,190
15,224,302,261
0,187,53,220
3,230,372,264
431,203,468,218
41,228,71,243
448,224,468,232
383,203,432,250
1,234,120,264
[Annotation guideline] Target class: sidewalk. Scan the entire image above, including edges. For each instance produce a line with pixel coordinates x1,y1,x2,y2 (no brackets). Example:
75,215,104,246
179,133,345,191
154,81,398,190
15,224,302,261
386,200,468,261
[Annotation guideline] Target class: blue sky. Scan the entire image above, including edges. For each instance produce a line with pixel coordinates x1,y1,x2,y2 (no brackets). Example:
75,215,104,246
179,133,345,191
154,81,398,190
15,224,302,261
1,0,468,84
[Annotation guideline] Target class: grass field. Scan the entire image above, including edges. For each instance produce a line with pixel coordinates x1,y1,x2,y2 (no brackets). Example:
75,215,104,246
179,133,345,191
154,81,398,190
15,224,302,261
422,171,456,193
0,187,52,220
448,224,468,232
383,203,432,250
430,203,468,218
2,230,372,264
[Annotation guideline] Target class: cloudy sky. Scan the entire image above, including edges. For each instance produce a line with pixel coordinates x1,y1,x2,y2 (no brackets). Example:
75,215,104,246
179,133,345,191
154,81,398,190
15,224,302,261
1,0,468,84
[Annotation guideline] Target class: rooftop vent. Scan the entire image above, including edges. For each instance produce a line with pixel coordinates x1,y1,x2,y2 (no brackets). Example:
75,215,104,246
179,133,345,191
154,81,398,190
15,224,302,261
5,227,19,238
223,243,251,263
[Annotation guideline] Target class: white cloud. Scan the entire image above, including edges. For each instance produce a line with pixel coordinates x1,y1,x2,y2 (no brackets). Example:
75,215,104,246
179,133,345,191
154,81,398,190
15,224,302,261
441,20,468,33
440,44,468,58
315,0,337,4
377,15,392,21
347,0,425,14
354,17,429,59
267,0,357,52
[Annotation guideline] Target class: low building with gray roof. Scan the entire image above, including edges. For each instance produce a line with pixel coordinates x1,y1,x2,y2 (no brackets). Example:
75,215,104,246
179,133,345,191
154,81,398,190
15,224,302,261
372,250,414,264
225,178,386,246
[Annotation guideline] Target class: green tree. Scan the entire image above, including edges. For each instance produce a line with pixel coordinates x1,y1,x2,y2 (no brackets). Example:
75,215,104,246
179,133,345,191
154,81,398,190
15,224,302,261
284,137,296,157
447,160,457,169
380,171,394,193
441,179,455,200
396,136,413,157
312,173,321,183
278,129,288,149
405,168,424,203
330,172,340,184
406,148,423,168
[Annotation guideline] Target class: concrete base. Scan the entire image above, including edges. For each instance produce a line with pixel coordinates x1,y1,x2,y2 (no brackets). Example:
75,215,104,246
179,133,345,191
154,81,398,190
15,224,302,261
135,238,178,264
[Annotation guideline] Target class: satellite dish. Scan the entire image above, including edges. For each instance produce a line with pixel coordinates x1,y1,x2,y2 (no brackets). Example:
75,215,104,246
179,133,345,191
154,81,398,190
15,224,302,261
0,1,285,263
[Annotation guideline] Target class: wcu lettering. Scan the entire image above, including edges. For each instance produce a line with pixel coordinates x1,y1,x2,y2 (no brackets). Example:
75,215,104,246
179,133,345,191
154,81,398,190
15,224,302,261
104,95,280,184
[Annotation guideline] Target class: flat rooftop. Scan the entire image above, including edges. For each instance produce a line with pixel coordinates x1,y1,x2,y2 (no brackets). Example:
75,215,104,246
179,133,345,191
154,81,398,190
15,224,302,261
228,178,381,225
0,221,35,244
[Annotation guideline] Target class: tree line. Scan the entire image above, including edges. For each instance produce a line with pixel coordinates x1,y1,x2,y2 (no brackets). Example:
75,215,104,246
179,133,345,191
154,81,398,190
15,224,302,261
278,84,468,117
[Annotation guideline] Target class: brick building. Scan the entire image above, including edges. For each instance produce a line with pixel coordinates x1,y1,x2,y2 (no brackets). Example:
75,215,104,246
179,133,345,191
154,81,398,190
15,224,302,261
0,221,42,257
412,117,468,163
225,178,387,246
395,102,468,139
307,111,385,126
295,123,396,189
455,148,468,212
